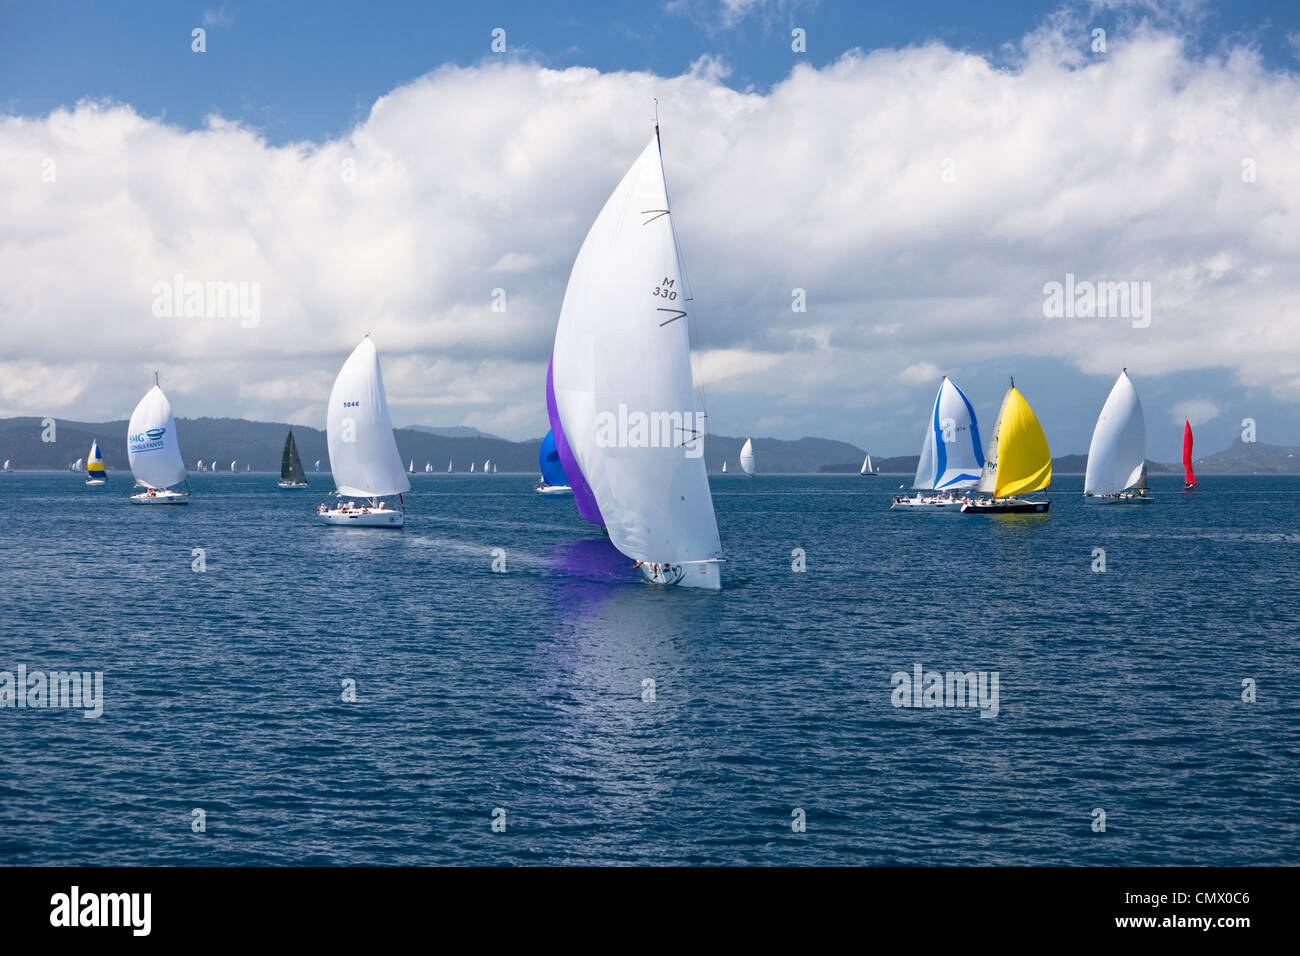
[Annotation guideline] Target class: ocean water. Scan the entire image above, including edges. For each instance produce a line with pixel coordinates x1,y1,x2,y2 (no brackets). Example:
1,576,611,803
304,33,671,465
1,472,1296,866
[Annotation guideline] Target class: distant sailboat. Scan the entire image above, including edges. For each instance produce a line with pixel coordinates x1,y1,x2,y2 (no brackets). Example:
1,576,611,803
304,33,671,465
1084,370,1151,503
316,336,408,528
721,459,727,473
482,458,491,473
72,457,84,472
314,460,321,472
860,454,878,476
447,460,452,472
127,374,190,504
1183,419,1198,489
196,459,204,472
408,460,414,473
230,460,237,472
2,460,10,472
492,462,498,474
470,462,475,473
892,377,982,511
962,378,1051,514
85,441,107,485
245,464,250,472
424,462,432,473
739,439,755,477
550,122,723,589
278,429,309,488
535,429,572,494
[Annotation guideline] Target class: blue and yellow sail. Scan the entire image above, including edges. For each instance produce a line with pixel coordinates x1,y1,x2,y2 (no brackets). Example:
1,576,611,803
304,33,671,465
86,440,106,477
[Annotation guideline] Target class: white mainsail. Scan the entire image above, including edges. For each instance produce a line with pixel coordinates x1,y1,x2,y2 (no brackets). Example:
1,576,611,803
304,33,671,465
739,438,755,476
722,460,727,473
127,385,187,490
1084,370,1146,495
913,377,984,490
325,336,410,498
447,460,452,472
550,133,721,583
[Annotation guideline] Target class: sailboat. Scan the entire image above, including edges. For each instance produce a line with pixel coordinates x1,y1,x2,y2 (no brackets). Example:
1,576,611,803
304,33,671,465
316,336,409,527
315,459,321,472
860,454,878,476
469,462,475,473
721,460,727,473
230,460,237,472
278,429,309,488
2,460,10,472
739,438,755,477
550,120,723,589
891,377,983,511
1084,370,1151,503
424,462,432,473
71,457,84,472
196,459,204,472
85,441,107,485
535,429,572,494
1183,419,1198,489
408,460,414,474
446,460,452,473
127,374,190,504
482,458,491,473
961,378,1051,514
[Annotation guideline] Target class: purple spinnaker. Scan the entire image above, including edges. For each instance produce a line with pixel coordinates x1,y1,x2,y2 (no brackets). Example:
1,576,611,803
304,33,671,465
546,354,604,527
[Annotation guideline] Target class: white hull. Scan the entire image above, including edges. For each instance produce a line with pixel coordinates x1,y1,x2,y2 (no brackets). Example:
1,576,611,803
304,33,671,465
890,494,966,511
85,478,106,486
130,489,189,505
535,484,573,495
278,481,310,489
1084,492,1154,504
317,505,404,528
638,559,722,590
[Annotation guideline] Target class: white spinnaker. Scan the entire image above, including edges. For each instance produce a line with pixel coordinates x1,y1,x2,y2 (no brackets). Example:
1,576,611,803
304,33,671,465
127,386,187,490
913,377,983,490
325,337,410,498
739,438,755,475
1084,370,1146,495
551,135,721,564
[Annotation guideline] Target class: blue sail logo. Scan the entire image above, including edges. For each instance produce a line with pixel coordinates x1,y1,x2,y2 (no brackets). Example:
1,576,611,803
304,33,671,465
146,428,166,440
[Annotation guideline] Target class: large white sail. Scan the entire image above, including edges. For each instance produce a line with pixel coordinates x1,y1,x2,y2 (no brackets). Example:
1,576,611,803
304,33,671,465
739,438,755,476
325,337,410,498
127,385,187,490
913,377,983,490
1084,370,1146,495
551,134,721,574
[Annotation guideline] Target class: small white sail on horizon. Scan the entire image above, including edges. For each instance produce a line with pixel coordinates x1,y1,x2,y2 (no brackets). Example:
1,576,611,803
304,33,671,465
1084,370,1149,501
447,460,452,472
739,438,755,476
127,380,189,504
721,459,727,473
550,130,722,589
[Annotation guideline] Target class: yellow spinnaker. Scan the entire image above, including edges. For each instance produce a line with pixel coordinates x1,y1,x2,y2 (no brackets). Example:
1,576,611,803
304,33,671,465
987,387,1052,498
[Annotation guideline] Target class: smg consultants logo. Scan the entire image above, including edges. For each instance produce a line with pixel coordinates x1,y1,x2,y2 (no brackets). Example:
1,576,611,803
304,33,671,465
128,427,167,452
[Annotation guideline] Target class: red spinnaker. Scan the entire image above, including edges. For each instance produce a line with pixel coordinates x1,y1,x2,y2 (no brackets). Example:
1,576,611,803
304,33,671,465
1183,419,1197,486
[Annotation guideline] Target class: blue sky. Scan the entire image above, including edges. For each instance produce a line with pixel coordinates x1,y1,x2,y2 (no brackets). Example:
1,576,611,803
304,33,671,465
3,1,1300,461
4,1,1299,144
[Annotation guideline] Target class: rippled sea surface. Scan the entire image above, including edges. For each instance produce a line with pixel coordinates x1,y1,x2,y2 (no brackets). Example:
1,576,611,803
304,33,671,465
1,472,1297,865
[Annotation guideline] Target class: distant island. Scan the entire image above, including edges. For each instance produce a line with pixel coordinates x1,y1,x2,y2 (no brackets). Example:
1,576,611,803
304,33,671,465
0,417,1295,475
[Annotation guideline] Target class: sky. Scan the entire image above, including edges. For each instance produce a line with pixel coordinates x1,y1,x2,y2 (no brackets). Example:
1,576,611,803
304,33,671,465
2,0,1300,460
